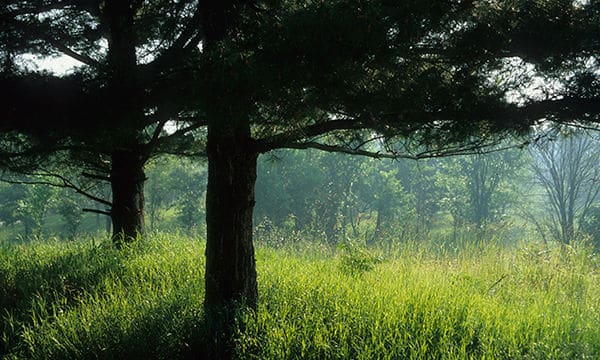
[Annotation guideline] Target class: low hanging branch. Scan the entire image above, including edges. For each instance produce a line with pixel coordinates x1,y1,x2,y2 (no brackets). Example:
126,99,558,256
282,141,405,159
1,171,112,208
280,135,536,161
82,208,111,216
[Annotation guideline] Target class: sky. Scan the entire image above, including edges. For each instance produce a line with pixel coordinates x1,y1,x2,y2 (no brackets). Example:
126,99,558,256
19,54,83,75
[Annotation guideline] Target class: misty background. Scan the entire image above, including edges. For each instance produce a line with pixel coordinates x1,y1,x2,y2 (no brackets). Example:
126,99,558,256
2,126,599,252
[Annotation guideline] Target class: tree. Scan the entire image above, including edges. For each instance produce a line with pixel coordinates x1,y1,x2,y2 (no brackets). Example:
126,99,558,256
55,190,86,240
394,159,443,235
198,1,541,316
0,180,56,239
460,0,600,126
0,0,205,243
13,182,56,239
145,157,208,233
255,150,329,239
438,149,525,238
530,129,600,244
3,0,533,292
579,203,600,250
3,1,573,355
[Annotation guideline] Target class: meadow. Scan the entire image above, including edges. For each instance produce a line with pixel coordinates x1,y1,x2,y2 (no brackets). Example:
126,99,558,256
1,233,599,359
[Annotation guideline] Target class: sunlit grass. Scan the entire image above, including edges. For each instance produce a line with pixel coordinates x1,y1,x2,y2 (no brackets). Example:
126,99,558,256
0,234,206,359
1,235,599,359
242,241,600,359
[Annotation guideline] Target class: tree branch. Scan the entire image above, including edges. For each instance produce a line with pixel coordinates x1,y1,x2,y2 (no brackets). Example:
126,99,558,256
1,1,82,17
42,36,102,68
280,142,407,159
255,118,369,153
257,95,600,155
153,119,207,146
514,97,600,124
280,137,533,161
144,5,204,76
142,118,169,159
1,172,112,207
83,208,111,216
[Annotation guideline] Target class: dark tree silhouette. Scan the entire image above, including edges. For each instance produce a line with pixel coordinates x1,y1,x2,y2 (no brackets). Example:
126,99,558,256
0,1,205,243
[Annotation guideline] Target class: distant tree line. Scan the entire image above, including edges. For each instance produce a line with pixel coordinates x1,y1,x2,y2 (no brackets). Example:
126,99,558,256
4,129,600,251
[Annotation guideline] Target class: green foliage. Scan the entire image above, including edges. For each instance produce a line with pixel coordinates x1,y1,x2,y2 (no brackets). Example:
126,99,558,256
145,157,208,233
0,179,109,241
256,150,433,245
1,234,599,359
55,191,85,240
13,184,56,239
579,204,600,250
338,241,384,275
437,149,526,231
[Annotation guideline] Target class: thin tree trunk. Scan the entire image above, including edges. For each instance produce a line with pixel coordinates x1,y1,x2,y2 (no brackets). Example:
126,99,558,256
367,209,380,247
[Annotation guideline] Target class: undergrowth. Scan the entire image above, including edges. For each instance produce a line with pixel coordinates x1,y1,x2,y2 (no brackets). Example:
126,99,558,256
1,234,598,359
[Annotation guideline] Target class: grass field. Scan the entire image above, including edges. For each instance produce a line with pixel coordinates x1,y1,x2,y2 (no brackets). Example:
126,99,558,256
1,234,599,359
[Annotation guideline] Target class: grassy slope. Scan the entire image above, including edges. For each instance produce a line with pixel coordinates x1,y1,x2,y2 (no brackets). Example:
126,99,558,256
1,235,599,359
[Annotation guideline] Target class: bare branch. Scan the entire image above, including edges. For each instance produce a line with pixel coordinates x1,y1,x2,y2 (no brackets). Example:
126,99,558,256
1,172,112,207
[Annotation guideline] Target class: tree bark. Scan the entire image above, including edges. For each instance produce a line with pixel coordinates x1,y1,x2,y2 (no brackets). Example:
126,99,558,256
204,119,258,310
110,149,146,244
102,1,147,245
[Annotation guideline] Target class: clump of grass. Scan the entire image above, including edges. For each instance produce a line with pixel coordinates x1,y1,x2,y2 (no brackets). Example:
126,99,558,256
338,241,384,275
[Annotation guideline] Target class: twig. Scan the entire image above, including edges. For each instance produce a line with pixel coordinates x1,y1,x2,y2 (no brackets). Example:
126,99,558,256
487,274,508,294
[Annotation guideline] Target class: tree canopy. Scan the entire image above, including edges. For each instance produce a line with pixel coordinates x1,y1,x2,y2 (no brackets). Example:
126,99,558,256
0,0,206,241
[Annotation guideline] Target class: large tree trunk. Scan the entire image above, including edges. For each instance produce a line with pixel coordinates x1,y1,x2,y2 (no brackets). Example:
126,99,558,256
110,149,146,244
203,117,258,358
204,119,258,310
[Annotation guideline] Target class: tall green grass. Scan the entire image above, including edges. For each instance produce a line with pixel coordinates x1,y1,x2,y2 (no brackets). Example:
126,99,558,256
1,235,599,359
1,234,206,359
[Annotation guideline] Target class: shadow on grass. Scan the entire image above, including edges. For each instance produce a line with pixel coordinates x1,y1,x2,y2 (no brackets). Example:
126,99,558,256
0,238,236,360
0,241,125,356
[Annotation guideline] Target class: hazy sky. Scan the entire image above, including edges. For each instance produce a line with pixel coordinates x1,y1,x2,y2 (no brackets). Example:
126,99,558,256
20,54,83,75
